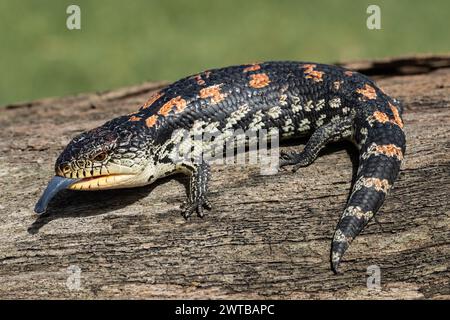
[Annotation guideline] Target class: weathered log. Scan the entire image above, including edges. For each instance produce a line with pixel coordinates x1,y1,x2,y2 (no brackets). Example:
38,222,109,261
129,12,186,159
0,56,449,299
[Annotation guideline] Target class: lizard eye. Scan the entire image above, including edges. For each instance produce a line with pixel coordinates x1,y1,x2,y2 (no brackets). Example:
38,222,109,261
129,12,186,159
93,152,107,162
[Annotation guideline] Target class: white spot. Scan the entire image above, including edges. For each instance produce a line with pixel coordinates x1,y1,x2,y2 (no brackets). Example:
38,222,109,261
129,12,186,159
204,121,220,132
304,100,313,112
329,97,341,109
342,129,353,137
298,119,310,132
315,114,327,127
267,106,282,119
360,127,368,135
279,94,288,106
225,104,250,129
248,110,264,130
330,115,342,123
333,229,350,243
342,206,374,221
358,127,369,147
291,96,303,113
282,117,295,133
315,99,325,111
332,251,341,263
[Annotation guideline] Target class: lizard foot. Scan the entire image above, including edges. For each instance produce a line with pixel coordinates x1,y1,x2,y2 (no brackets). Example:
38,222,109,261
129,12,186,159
279,151,303,172
181,197,212,219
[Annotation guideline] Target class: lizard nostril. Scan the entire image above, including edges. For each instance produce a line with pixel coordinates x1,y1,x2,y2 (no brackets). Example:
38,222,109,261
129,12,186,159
61,164,71,174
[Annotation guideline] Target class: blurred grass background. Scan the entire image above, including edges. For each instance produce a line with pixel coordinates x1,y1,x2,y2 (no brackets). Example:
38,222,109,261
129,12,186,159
0,0,449,105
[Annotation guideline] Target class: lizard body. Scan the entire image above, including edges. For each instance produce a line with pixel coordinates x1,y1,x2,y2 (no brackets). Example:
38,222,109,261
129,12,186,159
35,61,406,272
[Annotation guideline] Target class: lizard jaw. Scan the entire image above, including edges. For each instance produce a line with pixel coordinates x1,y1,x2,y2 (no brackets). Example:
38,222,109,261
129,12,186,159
34,173,136,214
68,173,136,190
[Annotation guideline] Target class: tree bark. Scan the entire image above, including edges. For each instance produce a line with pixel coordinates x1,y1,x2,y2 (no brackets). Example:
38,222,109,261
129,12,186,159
0,56,449,299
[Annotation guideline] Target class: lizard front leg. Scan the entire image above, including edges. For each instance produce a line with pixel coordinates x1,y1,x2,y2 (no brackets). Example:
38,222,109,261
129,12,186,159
180,161,212,219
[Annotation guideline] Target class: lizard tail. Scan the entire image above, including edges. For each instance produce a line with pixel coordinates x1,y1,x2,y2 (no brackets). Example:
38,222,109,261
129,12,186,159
331,101,406,273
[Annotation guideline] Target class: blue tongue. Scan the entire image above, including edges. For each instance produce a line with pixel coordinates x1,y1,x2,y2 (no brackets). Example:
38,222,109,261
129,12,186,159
34,176,79,214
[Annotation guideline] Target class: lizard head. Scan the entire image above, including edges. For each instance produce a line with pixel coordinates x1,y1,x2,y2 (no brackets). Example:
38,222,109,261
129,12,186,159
55,123,152,189
34,118,161,214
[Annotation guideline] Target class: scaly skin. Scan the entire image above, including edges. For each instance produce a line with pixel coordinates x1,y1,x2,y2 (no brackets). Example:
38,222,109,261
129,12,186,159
41,61,406,273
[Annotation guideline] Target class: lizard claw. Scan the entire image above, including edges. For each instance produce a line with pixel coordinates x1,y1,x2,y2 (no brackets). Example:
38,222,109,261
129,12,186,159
181,197,211,219
279,151,300,168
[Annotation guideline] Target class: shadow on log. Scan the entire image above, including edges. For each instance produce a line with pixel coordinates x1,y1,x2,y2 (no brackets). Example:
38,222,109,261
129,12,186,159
0,56,449,299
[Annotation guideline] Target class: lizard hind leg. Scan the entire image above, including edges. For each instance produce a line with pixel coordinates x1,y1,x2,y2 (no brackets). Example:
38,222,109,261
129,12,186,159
280,116,354,172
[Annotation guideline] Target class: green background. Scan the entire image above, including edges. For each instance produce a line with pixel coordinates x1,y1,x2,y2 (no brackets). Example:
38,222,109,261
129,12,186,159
0,0,449,105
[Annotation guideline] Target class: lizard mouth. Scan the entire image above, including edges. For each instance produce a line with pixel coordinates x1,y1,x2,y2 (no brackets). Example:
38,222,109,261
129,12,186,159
34,173,135,214
68,173,135,190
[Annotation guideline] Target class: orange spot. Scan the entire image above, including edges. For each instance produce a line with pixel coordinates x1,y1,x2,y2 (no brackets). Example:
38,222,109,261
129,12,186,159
389,102,404,128
173,97,187,113
145,115,158,128
158,96,187,116
375,144,404,160
302,64,324,82
142,91,164,109
129,115,141,122
344,70,354,77
199,84,227,104
191,71,211,85
357,177,391,193
356,84,377,100
302,63,316,69
372,111,390,123
196,75,205,85
370,109,404,129
249,73,270,88
192,74,206,85
371,178,390,193
243,64,261,72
